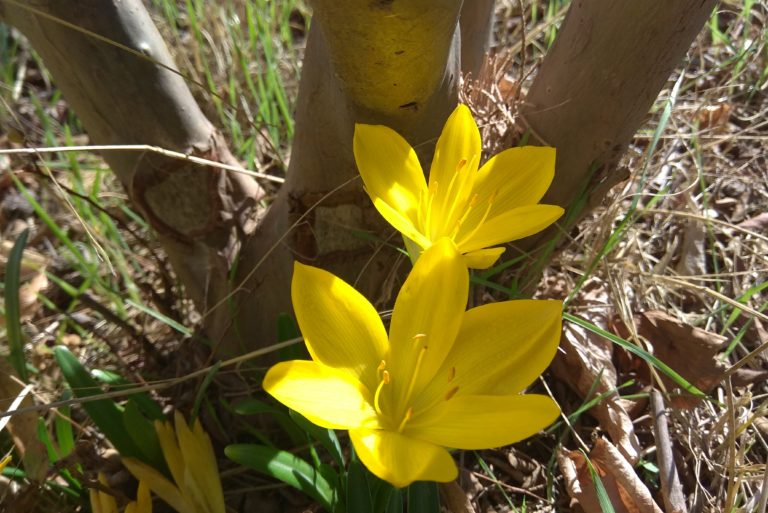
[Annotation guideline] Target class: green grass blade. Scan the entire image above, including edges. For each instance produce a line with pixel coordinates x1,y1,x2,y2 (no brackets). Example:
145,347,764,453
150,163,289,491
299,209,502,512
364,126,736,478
345,458,373,513
583,453,617,513
407,481,440,513
563,313,705,397
52,346,145,460
4,228,30,381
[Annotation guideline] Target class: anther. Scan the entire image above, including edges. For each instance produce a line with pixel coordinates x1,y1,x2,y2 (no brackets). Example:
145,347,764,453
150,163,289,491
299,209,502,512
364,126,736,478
444,386,459,401
374,370,390,415
448,366,456,382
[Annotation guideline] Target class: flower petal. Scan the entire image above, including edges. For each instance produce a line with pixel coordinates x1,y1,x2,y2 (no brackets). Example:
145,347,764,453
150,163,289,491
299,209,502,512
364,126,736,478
372,198,432,249
350,428,457,488
429,104,481,193
123,457,194,513
388,238,467,406
473,146,556,219
263,360,379,430
427,105,481,238
462,247,505,269
412,300,562,411
174,413,225,513
354,123,426,230
292,262,388,387
155,418,185,491
408,394,559,449
457,204,564,252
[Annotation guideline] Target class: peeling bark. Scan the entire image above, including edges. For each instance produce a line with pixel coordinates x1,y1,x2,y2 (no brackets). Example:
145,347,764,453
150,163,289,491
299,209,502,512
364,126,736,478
1,0,263,347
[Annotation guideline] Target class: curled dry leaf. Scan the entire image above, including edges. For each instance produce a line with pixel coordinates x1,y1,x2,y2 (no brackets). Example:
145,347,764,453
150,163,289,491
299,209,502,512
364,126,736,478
439,481,477,513
617,310,727,408
558,438,664,513
736,212,768,233
552,284,641,462
0,360,48,482
694,102,732,130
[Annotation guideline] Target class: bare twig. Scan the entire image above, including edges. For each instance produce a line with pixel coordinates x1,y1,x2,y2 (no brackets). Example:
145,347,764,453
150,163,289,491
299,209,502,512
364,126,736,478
651,389,688,513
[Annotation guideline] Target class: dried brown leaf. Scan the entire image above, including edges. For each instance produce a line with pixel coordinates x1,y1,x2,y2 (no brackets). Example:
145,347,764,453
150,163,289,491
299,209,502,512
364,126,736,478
629,310,728,407
0,360,48,482
552,315,641,462
558,439,664,513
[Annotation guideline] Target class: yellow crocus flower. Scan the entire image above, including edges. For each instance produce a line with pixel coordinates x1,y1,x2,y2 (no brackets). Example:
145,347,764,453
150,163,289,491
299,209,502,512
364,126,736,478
354,104,564,269
264,238,561,488
123,412,225,513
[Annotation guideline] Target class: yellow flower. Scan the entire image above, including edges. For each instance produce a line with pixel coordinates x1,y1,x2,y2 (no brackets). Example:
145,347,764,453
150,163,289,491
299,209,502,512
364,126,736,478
89,474,151,513
123,412,225,513
264,238,561,488
0,455,10,473
354,104,564,269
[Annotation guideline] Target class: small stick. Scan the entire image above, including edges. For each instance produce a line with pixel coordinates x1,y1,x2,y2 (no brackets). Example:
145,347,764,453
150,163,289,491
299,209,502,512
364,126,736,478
650,389,688,513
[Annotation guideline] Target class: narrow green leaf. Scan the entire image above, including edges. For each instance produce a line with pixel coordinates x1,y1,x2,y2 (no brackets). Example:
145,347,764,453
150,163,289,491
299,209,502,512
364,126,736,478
191,360,221,421
91,370,165,421
563,313,705,397
125,299,190,336
122,401,165,472
346,458,373,513
53,346,144,460
225,444,337,512
583,453,617,513
289,411,345,468
54,390,75,458
4,228,29,381
407,481,440,513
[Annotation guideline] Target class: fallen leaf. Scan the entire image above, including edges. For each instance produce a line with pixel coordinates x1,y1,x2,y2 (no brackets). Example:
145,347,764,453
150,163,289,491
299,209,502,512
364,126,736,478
553,280,641,462
736,212,768,232
558,439,664,513
618,311,727,407
0,360,48,482
694,102,732,130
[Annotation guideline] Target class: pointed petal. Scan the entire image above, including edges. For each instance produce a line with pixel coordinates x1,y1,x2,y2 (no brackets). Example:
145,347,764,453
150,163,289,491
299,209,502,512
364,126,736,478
429,104,481,192
474,146,556,219
408,394,559,449
372,198,432,249
350,429,457,488
123,457,194,513
354,123,426,229
457,204,564,252
155,419,185,490
135,481,151,513
292,262,389,387
462,247,505,269
388,238,467,405
263,360,379,430
413,300,562,410
174,413,225,513
427,105,481,237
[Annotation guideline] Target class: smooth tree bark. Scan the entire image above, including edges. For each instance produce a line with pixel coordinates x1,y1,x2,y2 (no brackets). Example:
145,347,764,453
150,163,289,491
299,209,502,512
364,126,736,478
515,0,717,286
1,0,717,354
0,0,264,350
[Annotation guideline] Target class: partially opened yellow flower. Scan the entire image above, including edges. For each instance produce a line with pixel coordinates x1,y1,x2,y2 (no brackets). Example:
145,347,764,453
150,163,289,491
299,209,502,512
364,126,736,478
264,238,561,488
123,412,225,513
354,104,564,269
90,474,151,513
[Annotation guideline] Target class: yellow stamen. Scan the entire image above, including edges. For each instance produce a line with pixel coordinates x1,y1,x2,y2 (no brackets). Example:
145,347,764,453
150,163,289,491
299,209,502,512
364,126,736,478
444,386,459,401
401,344,428,416
374,370,390,415
397,407,413,433
456,189,498,246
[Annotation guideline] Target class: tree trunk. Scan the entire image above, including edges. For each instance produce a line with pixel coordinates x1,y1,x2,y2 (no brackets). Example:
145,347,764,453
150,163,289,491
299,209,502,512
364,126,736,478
229,0,464,351
2,0,718,354
514,0,717,285
0,0,264,349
